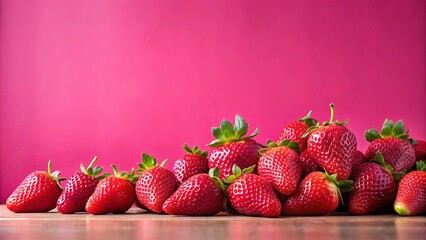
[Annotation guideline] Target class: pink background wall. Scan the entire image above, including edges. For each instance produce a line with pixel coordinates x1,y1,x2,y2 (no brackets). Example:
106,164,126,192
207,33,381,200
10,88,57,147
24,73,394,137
1,0,425,202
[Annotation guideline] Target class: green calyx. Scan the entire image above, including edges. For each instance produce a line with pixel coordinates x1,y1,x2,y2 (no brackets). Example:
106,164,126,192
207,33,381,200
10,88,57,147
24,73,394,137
415,161,426,171
183,144,208,158
258,139,299,155
137,153,167,172
208,114,259,147
372,152,405,181
46,160,66,188
112,165,139,183
223,164,255,184
302,103,348,138
324,171,353,205
80,156,109,180
299,111,318,127
208,167,225,190
365,119,410,142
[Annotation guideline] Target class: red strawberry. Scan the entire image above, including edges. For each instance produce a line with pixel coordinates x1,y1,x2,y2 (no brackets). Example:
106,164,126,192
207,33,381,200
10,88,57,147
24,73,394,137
208,115,260,180
304,104,357,180
225,165,281,217
85,165,137,215
57,156,108,214
411,140,426,161
352,150,367,167
365,119,415,172
348,152,397,215
163,168,225,216
394,161,426,216
299,150,321,177
258,140,301,196
135,153,178,213
7,160,65,213
173,144,209,184
282,171,352,215
277,111,318,152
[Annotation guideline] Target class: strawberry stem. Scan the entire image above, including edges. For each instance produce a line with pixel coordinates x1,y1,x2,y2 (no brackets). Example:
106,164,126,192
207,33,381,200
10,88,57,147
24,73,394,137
47,159,52,175
87,156,98,169
329,103,335,123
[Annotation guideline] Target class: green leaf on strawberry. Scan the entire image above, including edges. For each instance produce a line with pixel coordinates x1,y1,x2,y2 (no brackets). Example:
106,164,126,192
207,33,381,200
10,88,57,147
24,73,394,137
365,119,410,142
208,115,259,147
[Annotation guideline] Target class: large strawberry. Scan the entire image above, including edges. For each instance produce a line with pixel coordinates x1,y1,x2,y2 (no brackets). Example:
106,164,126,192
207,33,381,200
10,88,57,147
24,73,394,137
365,119,415,172
225,165,281,217
299,150,321,178
163,168,225,216
135,153,178,213
394,161,426,216
258,140,301,196
277,111,318,152
411,139,426,161
57,156,108,214
282,171,352,215
304,104,357,180
208,115,260,180
173,144,209,184
85,165,138,215
7,160,65,213
348,152,397,215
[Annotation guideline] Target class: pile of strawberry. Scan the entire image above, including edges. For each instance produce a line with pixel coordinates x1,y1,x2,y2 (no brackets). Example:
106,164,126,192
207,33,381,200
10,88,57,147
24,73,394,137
6,104,426,217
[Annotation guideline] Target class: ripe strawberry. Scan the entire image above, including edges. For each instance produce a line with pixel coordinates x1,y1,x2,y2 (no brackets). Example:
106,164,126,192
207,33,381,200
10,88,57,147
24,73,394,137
163,168,225,216
304,104,357,180
394,161,426,216
7,160,65,213
411,140,426,161
135,153,178,213
352,150,367,167
348,152,397,215
282,171,352,215
208,115,260,180
85,165,138,215
277,111,318,152
365,119,415,172
57,156,108,214
173,144,209,184
258,140,301,196
299,150,321,177
225,165,281,217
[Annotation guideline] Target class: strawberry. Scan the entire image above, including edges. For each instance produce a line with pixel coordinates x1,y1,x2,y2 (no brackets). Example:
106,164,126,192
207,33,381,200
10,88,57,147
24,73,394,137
225,165,281,217
299,150,321,177
348,152,397,215
135,153,178,213
282,171,352,215
57,156,108,214
394,161,426,216
173,144,209,184
208,115,260,180
304,104,357,180
163,168,225,216
277,111,318,152
85,165,138,215
258,140,301,196
7,160,65,213
352,150,367,167
365,119,415,172
411,139,426,161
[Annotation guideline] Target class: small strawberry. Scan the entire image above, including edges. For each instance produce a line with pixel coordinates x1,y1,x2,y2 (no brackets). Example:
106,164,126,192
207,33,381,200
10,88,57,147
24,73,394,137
303,104,357,180
394,161,426,216
365,119,415,172
173,144,209,184
348,152,397,215
299,150,321,178
411,139,426,161
282,171,352,215
7,160,65,213
208,115,260,180
85,165,138,215
163,168,225,216
258,140,301,196
277,111,318,152
225,165,281,217
135,153,178,213
352,150,367,167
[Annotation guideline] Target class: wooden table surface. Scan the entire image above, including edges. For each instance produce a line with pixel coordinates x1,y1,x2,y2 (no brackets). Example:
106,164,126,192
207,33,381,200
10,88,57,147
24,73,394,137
0,205,425,240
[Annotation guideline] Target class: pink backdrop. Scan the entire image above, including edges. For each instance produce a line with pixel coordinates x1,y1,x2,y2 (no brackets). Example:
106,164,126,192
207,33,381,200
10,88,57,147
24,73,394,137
1,0,425,202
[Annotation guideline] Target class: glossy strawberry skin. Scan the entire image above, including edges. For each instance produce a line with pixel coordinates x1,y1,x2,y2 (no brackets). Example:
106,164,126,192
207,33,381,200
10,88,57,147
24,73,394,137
282,172,340,215
348,162,396,215
227,174,281,217
163,174,225,216
365,137,415,172
278,122,310,152
209,139,259,180
258,146,301,196
7,172,63,213
57,172,99,214
299,150,321,177
173,154,209,184
135,166,178,213
307,124,357,180
394,170,426,215
85,176,136,215
352,150,367,167
412,140,426,161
